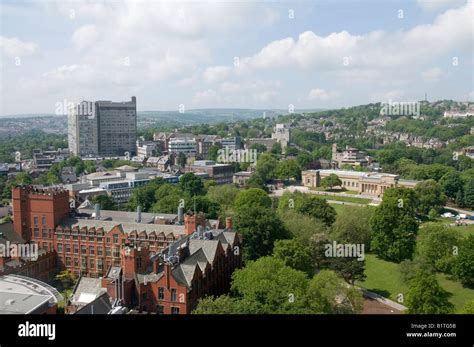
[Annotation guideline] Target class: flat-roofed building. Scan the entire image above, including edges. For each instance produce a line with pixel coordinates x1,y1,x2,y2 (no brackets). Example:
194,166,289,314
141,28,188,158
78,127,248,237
0,274,62,314
185,160,234,184
302,169,419,197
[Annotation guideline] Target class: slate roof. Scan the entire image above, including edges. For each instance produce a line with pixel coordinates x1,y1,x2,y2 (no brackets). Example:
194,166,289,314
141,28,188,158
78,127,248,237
75,292,112,315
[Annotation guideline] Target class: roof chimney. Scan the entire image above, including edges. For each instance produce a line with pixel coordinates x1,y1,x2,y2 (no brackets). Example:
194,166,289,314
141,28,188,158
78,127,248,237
136,205,142,223
94,203,101,220
225,217,233,229
178,206,184,224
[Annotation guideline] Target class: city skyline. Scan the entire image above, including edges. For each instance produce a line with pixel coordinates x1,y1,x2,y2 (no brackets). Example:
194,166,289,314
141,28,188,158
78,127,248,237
1,0,473,116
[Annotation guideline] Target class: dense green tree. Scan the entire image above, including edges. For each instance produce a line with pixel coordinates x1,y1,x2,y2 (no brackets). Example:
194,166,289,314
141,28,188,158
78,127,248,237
255,153,278,181
414,179,447,215
370,188,419,262
179,173,205,196
330,206,373,250
463,178,474,209
453,235,474,287
128,177,166,211
416,224,461,274
234,206,290,260
230,257,310,314
296,195,336,227
273,239,314,276
275,159,301,181
327,256,366,285
405,272,454,314
320,174,342,190
192,295,240,314
249,143,268,154
245,172,267,190
460,300,474,314
278,209,328,243
206,184,239,210
307,270,364,314
440,171,464,200
92,194,116,211
234,188,271,212
270,142,282,155
206,145,220,161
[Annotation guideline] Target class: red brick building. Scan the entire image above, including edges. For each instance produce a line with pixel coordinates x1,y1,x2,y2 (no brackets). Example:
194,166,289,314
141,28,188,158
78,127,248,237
12,185,242,314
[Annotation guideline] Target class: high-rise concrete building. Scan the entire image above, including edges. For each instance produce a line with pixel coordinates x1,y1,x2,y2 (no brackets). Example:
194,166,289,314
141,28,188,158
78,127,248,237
68,101,98,156
96,97,137,156
68,97,137,157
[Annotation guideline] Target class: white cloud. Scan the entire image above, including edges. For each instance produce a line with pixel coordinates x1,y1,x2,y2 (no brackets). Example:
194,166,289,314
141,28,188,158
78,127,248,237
236,2,471,72
203,66,231,83
308,88,337,101
416,0,467,11
193,89,218,104
422,67,443,82
370,89,406,103
0,36,39,57
72,25,98,50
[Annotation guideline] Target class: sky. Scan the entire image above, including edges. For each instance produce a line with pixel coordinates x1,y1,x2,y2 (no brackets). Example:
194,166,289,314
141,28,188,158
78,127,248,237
0,0,472,115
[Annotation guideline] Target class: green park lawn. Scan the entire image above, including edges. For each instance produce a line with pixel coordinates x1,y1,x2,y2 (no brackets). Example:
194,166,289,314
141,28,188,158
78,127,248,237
329,203,373,215
323,194,372,205
357,254,474,312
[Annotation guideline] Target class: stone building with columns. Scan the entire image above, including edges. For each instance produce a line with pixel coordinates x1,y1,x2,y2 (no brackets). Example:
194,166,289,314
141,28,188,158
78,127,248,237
301,169,418,197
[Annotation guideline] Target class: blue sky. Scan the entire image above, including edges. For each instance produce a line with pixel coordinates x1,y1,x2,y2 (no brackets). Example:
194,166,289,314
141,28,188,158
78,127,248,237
0,0,472,115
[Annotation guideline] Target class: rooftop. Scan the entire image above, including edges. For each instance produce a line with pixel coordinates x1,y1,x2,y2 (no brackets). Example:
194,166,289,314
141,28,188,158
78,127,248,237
0,274,62,314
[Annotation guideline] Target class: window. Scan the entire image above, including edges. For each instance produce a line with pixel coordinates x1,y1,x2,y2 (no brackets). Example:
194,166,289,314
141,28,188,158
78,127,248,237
112,247,120,258
156,305,164,314
171,288,177,302
97,259,103,271
42,242,48,251
81,235,87,241
158,287,164,300
65,257,71,266
105,247,111,257
113,234,118,244
106,237,111,243
74,258,79,267
90,259,95,268
97,247,103,256
89,236,95,242
81,246,87,254
72,235,78,240
42,229,48,238
136,257,142,269
89,246,95,255
57,243,63,252
73,244,79,254
171,307,180,315
42,216,46,225
33,216,38,225
33,228,39,237
65,244,71,253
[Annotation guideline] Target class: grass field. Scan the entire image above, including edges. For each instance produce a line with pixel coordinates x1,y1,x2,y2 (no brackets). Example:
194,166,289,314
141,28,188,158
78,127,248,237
330,203,373,215
357,254,474,311
313,187,358,195
322,195,372,204
421,220,474,239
